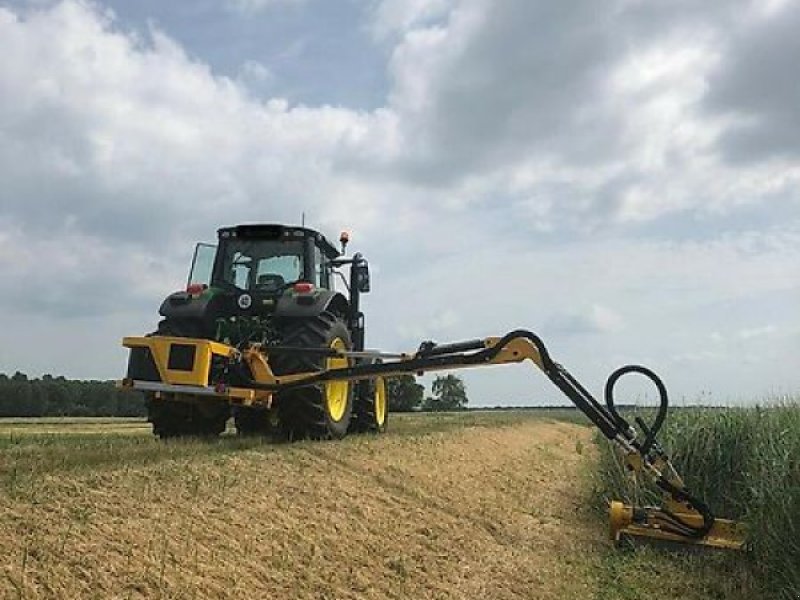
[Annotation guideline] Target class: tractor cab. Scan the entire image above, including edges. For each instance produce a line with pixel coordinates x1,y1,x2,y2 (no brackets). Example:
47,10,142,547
157,223,370,352
188,224,341,294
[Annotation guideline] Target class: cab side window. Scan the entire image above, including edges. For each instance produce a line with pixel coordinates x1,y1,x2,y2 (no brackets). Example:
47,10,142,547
188,243,217,287
313,245,329,288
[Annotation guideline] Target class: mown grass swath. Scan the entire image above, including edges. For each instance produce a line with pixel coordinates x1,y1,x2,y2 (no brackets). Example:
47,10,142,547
592,399,800,600
0,412,601,599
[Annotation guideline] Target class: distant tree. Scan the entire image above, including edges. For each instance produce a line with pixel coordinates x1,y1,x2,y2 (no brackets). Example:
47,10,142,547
386,375,424,412
422,374,468,412
0,371,146,418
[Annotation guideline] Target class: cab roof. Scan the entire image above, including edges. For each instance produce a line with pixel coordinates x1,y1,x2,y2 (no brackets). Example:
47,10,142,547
217,224,340,258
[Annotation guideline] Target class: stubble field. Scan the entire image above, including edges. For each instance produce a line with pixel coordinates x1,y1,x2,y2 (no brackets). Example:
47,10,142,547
0,412,753,599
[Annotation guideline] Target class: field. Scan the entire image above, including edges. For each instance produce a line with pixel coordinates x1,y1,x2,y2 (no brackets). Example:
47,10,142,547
0,411,784,599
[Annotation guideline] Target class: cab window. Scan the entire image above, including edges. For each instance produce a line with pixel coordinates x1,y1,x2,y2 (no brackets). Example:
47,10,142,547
216,239,304,291
313,244,330,288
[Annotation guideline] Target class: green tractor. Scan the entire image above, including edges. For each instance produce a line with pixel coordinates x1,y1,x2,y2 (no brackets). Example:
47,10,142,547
137,223,383,440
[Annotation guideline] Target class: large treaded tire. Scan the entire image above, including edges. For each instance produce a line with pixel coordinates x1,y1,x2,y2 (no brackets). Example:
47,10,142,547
147,396,229,439
271,312,354,440
146,319,230,439
232,406,272,437
350,374,388,434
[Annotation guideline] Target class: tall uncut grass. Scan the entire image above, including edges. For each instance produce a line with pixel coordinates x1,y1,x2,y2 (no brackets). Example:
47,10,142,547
593,399,800,600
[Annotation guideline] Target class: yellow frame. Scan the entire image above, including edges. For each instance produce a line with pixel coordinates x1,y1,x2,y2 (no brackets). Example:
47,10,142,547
123,336,237,386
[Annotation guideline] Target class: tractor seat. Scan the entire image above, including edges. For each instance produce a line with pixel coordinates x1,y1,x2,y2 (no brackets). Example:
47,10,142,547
256,274,285,290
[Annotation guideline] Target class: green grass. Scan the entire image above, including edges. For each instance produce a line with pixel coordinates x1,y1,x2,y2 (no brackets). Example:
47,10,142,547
589,545,756,600
591,399,800,600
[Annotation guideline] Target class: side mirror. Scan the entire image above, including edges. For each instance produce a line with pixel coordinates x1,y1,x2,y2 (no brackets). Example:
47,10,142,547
354,260,370,293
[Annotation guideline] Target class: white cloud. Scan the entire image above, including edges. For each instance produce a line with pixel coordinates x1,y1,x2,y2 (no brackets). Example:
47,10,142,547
368,0,455,41
224,0,305,15
738,325,777,340
0,0,798,404
375,0,800,227
544,305,624,336
0,1,400,242
237,59,273,86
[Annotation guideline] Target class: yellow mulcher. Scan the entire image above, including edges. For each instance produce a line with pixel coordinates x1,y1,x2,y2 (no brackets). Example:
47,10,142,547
119,223,745,551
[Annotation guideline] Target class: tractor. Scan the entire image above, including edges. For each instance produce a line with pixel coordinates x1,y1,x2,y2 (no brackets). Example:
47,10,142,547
130,223,382,440
121,222,745,550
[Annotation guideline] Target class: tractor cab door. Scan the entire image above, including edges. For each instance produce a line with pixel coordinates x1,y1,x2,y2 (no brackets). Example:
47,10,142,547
311,242,332,289
187,243,217,288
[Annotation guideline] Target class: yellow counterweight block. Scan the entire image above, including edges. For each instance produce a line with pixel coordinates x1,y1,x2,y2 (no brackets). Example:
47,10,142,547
122,336,273,405
123,336,236,386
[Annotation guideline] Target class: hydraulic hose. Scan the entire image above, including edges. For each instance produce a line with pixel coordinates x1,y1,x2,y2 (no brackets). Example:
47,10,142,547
604,366,715,537
605,365,668,455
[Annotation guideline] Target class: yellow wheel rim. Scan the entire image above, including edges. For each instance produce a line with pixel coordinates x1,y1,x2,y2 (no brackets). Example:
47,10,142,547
374,377,387,427
325,338,350,422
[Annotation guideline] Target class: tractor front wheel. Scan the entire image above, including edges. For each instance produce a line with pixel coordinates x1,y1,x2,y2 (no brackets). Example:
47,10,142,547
351,375,388,434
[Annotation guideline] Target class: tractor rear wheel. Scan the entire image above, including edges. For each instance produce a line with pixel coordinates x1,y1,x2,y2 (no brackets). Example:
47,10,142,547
146,319,230,439
232,406,273,436
147,396,229,439
272,312,354,440
351,375,388,434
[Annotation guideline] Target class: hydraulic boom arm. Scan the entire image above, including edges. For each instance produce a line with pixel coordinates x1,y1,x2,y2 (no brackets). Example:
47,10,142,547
121,329,745,550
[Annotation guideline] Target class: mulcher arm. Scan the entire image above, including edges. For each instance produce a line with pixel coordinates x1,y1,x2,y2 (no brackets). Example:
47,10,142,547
122,329,745,550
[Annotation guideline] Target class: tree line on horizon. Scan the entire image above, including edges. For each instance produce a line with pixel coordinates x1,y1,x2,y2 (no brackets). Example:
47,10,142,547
0,372,146,418
0,372,467,418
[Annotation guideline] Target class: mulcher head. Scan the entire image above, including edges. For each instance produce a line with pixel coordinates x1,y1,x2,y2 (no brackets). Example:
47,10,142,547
609,501,746,550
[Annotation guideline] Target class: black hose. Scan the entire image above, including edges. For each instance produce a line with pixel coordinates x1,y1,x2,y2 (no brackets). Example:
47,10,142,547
605,365,668,455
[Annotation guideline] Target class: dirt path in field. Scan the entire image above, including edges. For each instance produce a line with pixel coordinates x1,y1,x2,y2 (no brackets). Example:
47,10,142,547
0,420,602,599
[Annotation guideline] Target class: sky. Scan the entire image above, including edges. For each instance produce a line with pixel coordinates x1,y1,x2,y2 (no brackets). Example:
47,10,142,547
0,0,798,407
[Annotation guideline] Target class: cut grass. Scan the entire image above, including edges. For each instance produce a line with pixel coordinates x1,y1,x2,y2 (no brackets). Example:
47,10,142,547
0,411,564,495
2,408,783,599
591,400,800,600
0,415,597,599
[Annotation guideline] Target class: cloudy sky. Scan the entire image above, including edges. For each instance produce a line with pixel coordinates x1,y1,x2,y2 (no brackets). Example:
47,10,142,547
0,0,798,406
